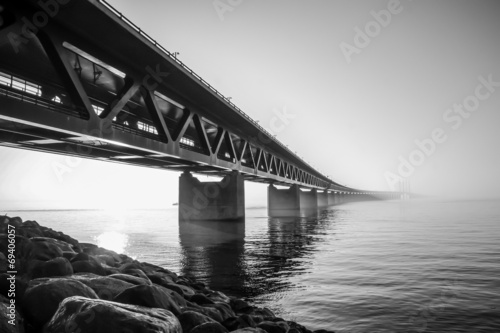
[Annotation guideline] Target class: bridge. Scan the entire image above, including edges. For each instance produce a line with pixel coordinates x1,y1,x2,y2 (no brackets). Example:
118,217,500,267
0,0,398,220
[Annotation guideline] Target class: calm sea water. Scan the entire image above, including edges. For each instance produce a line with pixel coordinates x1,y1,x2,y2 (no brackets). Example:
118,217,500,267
9,198,500,332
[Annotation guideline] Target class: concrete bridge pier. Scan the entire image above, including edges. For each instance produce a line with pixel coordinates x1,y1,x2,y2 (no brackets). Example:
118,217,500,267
268,185,322,217
179,171,245,221
327,191,337,206
317,190,328,208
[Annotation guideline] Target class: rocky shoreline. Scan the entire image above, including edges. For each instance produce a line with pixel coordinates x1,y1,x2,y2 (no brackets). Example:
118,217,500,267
0,215,335,333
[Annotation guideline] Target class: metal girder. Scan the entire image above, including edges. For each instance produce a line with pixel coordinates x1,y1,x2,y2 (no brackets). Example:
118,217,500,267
0,0,393,195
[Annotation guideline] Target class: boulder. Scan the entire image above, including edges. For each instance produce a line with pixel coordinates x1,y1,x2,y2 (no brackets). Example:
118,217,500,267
186,305,223,323
190,322,228,333
163,282,195,298
30,257,73,279
21,278,98,327
257,321,288,333
177,310,215,333
108,273,152,286
204,302,235,321
22,239,63,261
113,284,182,316
68,275,134,300
22,220,40,228
230,298,253,314
44,296,181,333
191,293,215,305
231,329,267,333
30,237,76,253
222,314,256,330
72,260,106,276
0,298,24,333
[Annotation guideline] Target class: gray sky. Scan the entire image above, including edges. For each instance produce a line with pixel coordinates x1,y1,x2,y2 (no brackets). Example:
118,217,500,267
1,0,500,210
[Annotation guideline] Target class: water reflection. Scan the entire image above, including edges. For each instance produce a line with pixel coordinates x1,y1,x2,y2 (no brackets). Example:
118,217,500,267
179,209,339,299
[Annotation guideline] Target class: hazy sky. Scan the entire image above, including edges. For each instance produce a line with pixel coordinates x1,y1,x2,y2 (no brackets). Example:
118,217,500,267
1,0,500,210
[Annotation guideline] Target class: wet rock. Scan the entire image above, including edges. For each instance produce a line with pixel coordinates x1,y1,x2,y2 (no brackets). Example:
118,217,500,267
230,298,253,314
22,277,98,327
148,272,175,286
0,295,24,333
22,220,40,228
108,273,152,286
113,284,182,316
231,329,268,333
16,226,44,238
45,296,181,333
177,310,216,333
164,282,195,298
30,237,76,253
72,259,106,276
8,216,23,228
206,290,231,303
38,227,80,251
186,305,223,322
94,254,117,266
257,321,288,333
222,314,256,330
23,238,63,262
69,252,91,262
203,302,236,321
68,274,134,300
190,322,228,333
30,257,73,279
191,293,215,305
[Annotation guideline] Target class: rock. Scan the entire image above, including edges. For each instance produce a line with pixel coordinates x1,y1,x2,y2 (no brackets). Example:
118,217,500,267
230,298,253,314
231,329,268,333
30,237,76,253
206,290,231,303
113,284,182,316
190,322,228,333
0,298,24,333
45,296,181,333
16,226,44,238
8,216,23,227
108,273,152,286
204,302,236,321
30,257,73,279
21,277,98,327
222,314,256,330
257,321,288,333
177,310,216,333
80,242,99,254
186,305,223,323
38,227,80,251
23,220,40,228
148,272,175,285
69,252,91,262
164,282,195,298
22,238,63,261
94,254,117,266
72,260,106,276
68,274,134,300
191,293,215,305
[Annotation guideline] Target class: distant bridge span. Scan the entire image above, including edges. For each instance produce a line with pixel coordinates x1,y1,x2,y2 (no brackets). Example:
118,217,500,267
0,0,397,219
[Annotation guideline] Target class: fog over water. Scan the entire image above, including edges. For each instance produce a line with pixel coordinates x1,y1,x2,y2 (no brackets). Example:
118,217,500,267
2,0,500,209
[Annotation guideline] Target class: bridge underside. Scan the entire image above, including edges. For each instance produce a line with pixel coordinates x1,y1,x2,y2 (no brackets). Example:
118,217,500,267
0,0,399,220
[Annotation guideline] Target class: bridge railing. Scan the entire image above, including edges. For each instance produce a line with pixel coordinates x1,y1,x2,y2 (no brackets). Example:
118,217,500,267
97,0,327,182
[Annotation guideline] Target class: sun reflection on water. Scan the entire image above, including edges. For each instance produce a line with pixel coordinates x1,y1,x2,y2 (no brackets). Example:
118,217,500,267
95,231,129,254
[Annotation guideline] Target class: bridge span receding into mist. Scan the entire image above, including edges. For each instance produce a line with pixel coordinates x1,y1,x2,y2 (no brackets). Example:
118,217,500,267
0,0,398,220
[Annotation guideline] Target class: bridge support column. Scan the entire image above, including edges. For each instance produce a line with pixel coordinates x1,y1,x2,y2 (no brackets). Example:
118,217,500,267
179,171,245,221
327,191,335,206
317,190,328,208
268,185,321,217
268,184,301,217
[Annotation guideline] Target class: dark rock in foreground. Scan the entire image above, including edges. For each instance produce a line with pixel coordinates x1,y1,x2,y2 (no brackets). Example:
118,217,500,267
0,215,331,332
